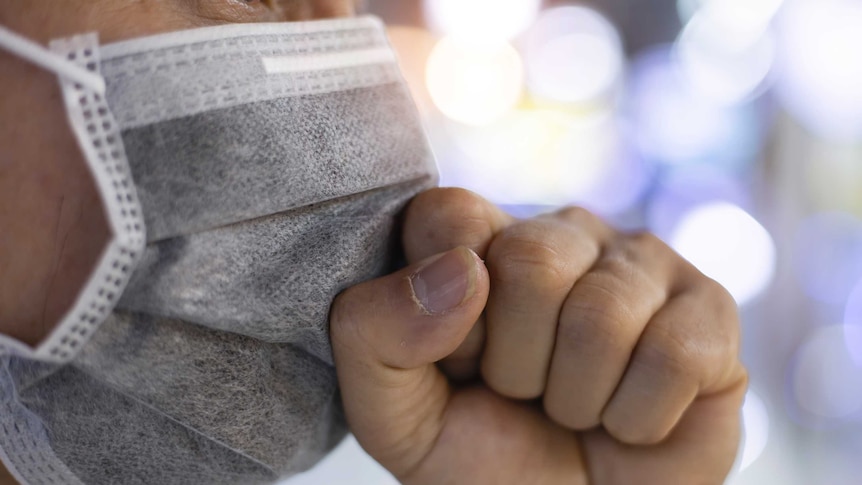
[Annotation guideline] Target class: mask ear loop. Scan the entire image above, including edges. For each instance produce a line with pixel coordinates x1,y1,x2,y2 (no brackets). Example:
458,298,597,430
0,25,106,94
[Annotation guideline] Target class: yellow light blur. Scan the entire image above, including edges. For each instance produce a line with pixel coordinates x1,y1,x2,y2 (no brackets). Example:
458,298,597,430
804,139,862,215
445,109,615,205
425,36,524,126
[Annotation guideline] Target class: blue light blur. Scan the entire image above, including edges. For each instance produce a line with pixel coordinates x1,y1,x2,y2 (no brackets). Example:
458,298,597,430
788,325,862,426
575,144,655,218
843,280,862,365
624,46,763,171
647,166,749,240
793,213,862,304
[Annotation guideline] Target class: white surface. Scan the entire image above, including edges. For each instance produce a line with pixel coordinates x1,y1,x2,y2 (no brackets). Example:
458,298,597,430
280,435,399,485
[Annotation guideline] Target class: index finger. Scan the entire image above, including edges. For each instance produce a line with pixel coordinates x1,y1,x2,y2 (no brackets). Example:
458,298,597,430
402,188,514,379
402,188,515,263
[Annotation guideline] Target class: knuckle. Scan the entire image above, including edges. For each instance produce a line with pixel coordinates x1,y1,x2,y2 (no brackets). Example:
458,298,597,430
602,246,668,303
615,231,673,270
560,280,637,351
487,222,575,292
686,279,741,353
627,231,667,254
543,398,597,431
638,326,703,383
557,206,602,227
603,415,668,446
480,360,545,400
410,188,485,221
405,188,496,253
702,278,740,317
329,287,363,348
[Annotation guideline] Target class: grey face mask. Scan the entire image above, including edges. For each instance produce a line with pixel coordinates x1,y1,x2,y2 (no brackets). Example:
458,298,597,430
0,17,436,485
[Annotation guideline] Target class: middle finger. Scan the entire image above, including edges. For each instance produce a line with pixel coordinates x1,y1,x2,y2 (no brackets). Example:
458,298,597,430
481,208,611,399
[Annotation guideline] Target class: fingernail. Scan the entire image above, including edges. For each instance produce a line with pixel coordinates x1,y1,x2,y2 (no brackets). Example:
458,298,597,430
410,247,477,315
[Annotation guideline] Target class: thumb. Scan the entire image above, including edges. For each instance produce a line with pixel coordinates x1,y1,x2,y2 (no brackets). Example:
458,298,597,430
330,247,489,480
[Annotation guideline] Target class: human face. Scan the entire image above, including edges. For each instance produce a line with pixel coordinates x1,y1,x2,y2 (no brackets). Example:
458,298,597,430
0,4,356,483
0,0,357,345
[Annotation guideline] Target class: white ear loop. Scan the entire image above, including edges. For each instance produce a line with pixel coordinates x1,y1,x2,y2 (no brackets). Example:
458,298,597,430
0,25,106,94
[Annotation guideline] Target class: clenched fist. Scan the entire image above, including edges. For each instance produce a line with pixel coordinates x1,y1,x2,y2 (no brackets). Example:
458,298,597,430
330,188,747,485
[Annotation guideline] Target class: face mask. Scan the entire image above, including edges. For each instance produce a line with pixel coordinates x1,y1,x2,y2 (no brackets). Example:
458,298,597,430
0,16,436,485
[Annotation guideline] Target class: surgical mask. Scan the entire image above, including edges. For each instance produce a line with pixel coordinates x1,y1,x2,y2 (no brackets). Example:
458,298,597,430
0,16,436,485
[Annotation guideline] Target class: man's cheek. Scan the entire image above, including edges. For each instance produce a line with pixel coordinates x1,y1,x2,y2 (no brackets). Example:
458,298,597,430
192,0,356,25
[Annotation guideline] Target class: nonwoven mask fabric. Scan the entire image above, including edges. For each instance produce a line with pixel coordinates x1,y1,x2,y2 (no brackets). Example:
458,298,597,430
0,17,437,485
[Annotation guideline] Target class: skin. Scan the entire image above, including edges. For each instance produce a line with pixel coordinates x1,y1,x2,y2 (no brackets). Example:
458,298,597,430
0,1,746,484
332,189,746,484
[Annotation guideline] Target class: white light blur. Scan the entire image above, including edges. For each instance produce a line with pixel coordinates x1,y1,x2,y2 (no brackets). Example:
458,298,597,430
523,6,624,104
792,325,862,420
793,213,862,304
843,280,862,366
626,47,760,168
776,0,862,140
740,390,770,471
670,202,776,305
675,2,777,105
443,110,616,205
426,36,523,126
423,0,540,40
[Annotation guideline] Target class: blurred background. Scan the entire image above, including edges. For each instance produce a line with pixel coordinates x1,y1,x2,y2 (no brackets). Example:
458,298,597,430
286,0,862,483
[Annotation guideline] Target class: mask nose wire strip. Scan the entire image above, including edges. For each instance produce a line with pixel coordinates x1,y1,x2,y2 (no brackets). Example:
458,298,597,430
0,25,106,95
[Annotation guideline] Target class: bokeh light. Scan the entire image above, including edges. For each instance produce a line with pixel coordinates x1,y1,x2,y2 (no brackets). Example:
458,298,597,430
423,0,540,40
425,36,523,126
647,166,749,241
522,6,624,104
575,146,654,217
677,0,785,27
439,109,617,206
791,325,862,420
670,202,776,305
674,2,776,105
792,212,862,304
741,389,770,471
843,280,862,366
802,140,862,215
625,46,761,168
775,0,862,140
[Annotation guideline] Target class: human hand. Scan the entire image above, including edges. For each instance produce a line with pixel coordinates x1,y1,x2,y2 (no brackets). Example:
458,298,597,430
330,188,747,485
